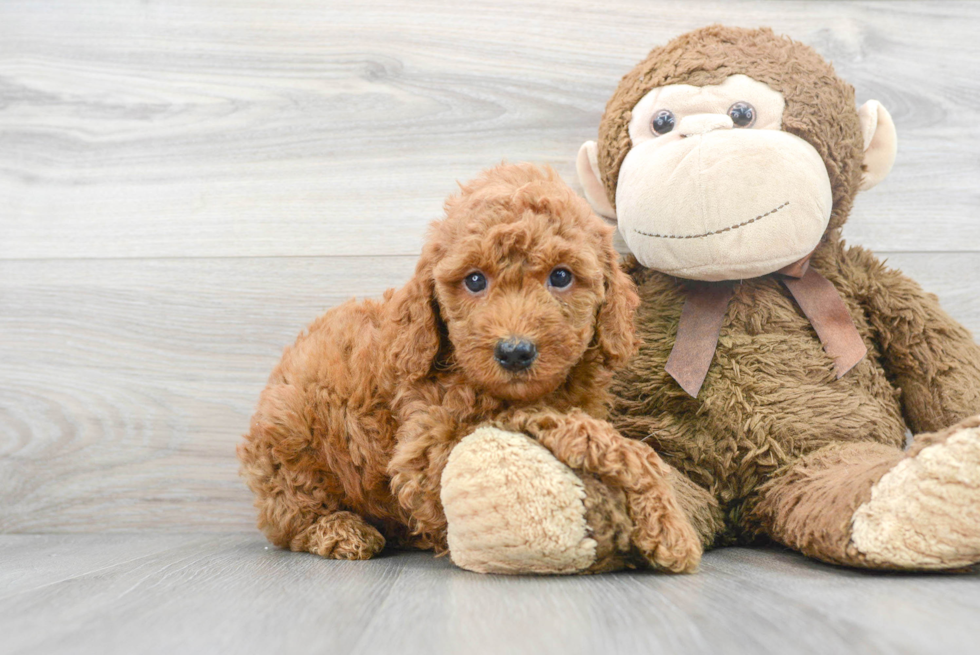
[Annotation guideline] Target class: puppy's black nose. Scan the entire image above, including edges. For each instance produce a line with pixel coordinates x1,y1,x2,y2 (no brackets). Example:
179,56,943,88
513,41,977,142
494,338,537,372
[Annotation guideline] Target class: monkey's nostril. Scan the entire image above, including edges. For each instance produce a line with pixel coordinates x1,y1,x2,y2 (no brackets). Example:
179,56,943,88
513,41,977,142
494,338,537,372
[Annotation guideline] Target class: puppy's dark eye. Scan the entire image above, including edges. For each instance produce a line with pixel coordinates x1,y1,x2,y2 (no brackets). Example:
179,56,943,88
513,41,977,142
548,267,573,289
463,271,487,293
728,102,756,128
651,109,675,135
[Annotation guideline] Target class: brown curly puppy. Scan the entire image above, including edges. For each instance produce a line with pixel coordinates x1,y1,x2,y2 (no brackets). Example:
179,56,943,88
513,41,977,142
238,163,691,562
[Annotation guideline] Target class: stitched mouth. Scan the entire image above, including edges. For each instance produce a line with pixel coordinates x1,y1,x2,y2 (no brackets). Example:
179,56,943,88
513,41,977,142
632,201,790,240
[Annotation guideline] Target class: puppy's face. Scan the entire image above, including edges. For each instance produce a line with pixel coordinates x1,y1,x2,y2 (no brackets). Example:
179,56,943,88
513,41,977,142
430,175,615,402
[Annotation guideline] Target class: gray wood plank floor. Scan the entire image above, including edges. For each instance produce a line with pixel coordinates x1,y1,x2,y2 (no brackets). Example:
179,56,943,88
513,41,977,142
2,2,980,652
2,534,978,655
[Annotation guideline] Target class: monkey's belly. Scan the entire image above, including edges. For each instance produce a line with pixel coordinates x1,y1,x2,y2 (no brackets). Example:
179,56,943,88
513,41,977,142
616,267,909,506
651,328,906,504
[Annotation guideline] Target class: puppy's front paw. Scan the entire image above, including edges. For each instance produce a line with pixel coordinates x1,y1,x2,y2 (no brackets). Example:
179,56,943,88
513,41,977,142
850,416,980,569
441,427,618,574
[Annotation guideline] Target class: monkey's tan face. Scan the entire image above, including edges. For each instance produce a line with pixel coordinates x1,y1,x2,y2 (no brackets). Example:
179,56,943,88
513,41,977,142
617,75,833,280
610,75,834,281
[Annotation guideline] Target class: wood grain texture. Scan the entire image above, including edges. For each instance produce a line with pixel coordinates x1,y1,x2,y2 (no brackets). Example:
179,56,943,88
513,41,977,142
1,0,979,259
0,256,415,532
1,253,977,533
0,535,977,655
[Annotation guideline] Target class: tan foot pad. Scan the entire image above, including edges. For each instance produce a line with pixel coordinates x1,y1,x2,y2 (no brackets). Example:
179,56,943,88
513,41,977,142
440,427,596,574
851,424,980,569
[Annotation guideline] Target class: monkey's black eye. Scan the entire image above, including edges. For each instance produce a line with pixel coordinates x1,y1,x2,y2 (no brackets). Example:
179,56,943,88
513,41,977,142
651,109,675,135
728,102,756,128
463,271,487,293
548,267,573,289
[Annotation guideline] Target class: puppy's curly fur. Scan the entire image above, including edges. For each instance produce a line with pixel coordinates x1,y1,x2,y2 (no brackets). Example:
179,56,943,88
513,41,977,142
238,163,697,566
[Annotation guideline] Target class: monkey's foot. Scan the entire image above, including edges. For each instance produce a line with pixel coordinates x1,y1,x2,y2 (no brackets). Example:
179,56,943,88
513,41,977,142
440,427,634,574
293,511,386,560
851,416,980,569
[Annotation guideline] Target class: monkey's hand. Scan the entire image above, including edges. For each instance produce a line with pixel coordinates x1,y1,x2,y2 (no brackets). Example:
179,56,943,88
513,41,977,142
490,408,702,573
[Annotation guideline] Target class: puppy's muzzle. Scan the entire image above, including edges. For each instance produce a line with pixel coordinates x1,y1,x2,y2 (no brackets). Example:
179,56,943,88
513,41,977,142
494,338,537,372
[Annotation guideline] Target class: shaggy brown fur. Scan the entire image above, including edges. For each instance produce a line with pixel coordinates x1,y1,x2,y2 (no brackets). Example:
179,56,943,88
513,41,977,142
238,163,699,568
602,26,980,568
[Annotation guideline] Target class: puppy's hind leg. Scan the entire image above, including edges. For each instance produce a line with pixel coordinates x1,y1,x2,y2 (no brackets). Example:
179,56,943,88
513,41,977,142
291,511,386,560
238,381,386,560
242,459,387,560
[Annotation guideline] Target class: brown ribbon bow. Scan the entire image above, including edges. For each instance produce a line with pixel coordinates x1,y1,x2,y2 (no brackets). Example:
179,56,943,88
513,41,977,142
664,255,868,397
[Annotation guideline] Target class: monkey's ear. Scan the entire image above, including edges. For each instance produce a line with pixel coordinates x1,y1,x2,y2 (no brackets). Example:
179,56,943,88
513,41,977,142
576,141,617,221
857,100,898,191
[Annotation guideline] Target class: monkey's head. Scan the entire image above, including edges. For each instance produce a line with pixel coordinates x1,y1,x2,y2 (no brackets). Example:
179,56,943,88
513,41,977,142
577,26,897,281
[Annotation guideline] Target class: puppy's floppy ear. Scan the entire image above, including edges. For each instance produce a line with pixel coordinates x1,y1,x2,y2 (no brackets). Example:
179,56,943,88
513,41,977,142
593,238,640,370
386,245,444,384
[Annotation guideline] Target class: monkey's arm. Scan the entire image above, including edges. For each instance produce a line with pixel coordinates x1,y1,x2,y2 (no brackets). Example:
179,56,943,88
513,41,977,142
846,245,980,432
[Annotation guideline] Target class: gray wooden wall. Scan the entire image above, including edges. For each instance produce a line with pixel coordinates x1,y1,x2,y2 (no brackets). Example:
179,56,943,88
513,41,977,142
2,0,978,533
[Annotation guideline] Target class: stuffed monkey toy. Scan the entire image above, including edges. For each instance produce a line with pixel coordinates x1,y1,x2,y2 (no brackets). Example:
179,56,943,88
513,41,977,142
566,25,980,570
